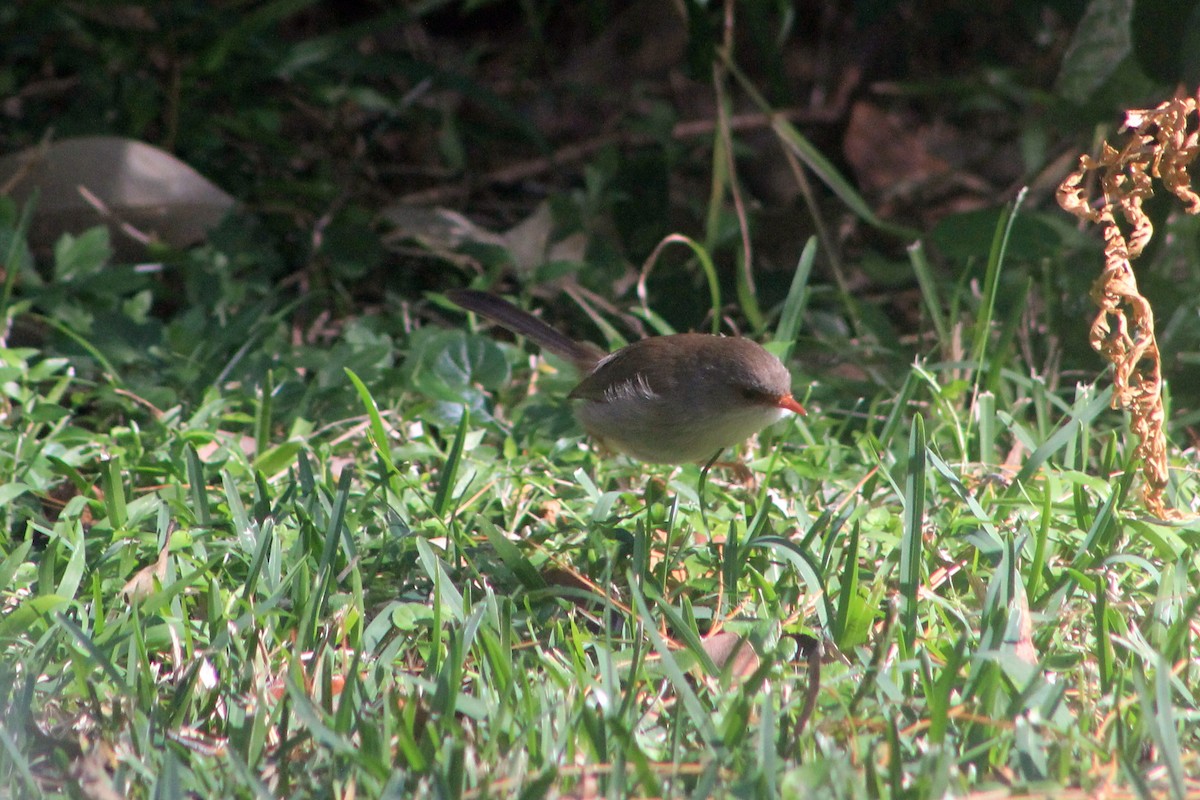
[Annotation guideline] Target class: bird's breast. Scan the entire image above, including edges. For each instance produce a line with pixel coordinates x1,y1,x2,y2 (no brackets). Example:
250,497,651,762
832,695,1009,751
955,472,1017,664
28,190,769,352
573,394,787,464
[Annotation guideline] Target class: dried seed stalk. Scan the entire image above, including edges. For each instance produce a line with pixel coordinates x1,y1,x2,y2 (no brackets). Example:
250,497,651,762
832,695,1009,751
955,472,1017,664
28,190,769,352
1056,92,1199,518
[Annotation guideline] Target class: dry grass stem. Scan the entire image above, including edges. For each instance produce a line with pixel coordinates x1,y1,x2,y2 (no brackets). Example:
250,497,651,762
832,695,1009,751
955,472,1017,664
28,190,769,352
1056,91,1200,518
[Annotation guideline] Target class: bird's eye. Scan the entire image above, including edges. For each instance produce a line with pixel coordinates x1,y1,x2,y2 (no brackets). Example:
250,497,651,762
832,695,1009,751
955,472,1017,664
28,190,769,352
739,386,769,402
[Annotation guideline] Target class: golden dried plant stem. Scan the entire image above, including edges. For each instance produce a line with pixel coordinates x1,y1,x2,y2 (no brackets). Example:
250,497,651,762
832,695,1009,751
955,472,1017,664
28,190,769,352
1056,91,1200,519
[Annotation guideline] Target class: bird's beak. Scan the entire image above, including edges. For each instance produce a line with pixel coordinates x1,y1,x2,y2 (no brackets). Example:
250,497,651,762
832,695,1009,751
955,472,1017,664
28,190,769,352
778,394,807,416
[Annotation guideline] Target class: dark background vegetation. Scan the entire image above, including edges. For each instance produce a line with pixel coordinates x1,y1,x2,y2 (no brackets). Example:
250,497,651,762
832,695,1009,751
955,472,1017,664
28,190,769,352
6,0,1200,426
6,0,1200,796
0,1,1172,359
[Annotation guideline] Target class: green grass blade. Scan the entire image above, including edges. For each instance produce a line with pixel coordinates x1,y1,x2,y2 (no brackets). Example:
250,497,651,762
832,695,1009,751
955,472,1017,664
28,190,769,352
1070,469,1134,570
55,527,86,600
976,391,996,466
758,682,777,796
775,236,817,362
878,371,919,449
416,538,465,621
833,521,861,649
1009,384,1113,489
1028,485,1053,602
185,445,211,526
434,407,470,517
1094,585,1114,695
962,190,1026,453
0,195,35,324
221,470,251,542
481,519,547,590
0,540,32,597
639,234,721,334
900,414,927,656
907,239,951,355
345,367,398,477
1149,656,1186,800
242,517,275,602
724,58,917,241
629,574,718,745
285,673,357,757
971,189,1027,368
746,536,832,630
54,612,124,685
28,312,122,381
926,448,1001,548
647,589,718,678
0,719,39,796
101,456,127,530
300,468,354,650
253,368,274,460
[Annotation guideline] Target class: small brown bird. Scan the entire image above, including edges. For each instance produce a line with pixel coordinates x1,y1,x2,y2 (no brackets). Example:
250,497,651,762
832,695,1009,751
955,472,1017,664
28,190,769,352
447,289,805,464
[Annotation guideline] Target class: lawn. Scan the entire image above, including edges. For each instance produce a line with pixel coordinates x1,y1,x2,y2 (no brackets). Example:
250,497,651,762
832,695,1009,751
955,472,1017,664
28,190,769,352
3,2,1200,798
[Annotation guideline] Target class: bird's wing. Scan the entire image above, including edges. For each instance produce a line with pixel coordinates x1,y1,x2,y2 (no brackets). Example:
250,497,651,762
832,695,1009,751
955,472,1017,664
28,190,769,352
568,339,678,403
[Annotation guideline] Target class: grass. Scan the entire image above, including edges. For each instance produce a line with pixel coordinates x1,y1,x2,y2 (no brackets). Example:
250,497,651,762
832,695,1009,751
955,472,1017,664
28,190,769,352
4,3,1200,797
3,216,1200,798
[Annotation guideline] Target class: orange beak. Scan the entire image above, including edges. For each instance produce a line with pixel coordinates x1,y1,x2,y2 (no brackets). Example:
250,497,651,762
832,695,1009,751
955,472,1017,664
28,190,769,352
778,394,807,416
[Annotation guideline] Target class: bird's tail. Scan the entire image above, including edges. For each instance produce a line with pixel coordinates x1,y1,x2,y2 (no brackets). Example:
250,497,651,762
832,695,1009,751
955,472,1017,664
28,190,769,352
447,289,604,371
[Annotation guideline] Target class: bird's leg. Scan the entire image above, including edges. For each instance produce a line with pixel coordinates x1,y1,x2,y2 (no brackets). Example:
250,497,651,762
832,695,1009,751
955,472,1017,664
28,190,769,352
697,449,723,533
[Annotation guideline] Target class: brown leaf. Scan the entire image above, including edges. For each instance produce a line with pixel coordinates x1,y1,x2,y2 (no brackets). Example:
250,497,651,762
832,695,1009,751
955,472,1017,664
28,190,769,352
0,136,235,257
843,102,951,195
701,631,760,679
1010,583,1037,667
121,542,170,603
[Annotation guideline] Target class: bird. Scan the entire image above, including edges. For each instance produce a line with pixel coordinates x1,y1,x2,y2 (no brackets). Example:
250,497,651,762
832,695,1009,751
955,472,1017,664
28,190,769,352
446,289,805,464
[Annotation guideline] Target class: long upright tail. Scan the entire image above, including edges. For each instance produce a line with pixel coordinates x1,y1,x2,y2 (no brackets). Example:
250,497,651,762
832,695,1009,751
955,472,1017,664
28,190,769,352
447,290,605,371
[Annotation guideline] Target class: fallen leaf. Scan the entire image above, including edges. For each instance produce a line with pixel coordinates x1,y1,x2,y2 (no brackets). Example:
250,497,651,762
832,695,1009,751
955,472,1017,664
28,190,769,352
121,541,170,603
701,631,760,679
0,136,235,256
